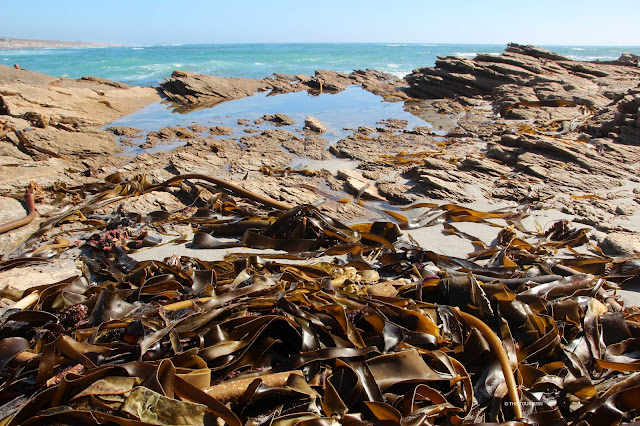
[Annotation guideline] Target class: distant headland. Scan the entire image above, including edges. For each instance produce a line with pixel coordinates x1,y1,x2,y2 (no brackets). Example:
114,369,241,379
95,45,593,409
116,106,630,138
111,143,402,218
0,36,118,49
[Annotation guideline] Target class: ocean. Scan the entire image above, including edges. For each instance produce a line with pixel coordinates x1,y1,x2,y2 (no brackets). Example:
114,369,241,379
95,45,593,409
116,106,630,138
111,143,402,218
1,43,638,87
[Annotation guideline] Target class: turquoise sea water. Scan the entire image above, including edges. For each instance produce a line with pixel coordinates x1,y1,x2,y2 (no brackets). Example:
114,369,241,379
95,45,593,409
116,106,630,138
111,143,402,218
2,43,638,87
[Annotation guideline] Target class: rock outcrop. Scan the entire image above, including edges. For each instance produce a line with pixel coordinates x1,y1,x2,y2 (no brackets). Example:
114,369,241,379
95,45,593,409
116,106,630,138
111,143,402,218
15,127,119,157
0,65,160,128
405,43,640,148
395,43,640,231
587,85,640,145
406,43,640,113
0,65,159,163
0,66,160,199
159,71,271,107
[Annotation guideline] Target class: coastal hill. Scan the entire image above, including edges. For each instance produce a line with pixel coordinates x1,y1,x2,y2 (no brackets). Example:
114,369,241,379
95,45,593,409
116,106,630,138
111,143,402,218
0,36,115,49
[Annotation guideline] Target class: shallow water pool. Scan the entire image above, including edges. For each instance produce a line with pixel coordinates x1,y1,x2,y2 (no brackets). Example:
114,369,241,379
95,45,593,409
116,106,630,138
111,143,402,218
108,86,429,156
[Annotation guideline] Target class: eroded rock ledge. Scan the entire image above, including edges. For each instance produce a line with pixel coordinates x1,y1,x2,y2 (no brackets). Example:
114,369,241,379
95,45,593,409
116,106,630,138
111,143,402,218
0,65,161,159
406,43,640,107
405,43,640,145
399,43,640,231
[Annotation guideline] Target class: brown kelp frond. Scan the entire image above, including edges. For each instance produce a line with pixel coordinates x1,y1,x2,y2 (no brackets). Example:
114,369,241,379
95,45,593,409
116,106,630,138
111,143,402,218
0,171,639,425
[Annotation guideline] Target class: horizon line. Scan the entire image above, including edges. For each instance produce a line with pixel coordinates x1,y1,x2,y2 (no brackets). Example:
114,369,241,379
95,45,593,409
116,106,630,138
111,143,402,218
3,39,640,50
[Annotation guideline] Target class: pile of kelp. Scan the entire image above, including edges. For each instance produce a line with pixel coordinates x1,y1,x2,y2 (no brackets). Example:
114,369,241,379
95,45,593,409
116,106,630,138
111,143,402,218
1,173,640,425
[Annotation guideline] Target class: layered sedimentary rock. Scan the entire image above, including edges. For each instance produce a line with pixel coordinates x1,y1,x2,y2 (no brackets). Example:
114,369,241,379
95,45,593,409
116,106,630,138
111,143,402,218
0,65,160,128
0,65,161,162
399,43,640,229
406,43,640,113
159,71,271,106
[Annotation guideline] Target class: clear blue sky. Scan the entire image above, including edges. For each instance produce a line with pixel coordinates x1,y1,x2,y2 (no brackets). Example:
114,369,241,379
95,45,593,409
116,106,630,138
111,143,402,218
2,0,639,46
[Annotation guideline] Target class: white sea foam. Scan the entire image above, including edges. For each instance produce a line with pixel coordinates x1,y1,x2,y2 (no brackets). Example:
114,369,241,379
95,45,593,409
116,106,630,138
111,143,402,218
567,54,617,61
386,44,407,47
454,52,477,58
7,49,55,56
2,58,7,61
254,62,265,65
571,47,586,51
132,47,144,50
125,71,161,82
138,64,170,72
386,63,400,68
389,71,410,78
124,63,173,81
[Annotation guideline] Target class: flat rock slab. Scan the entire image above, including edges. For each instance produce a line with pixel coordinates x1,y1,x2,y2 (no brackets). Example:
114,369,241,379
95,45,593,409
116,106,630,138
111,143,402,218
282,135,331,160
20,127,119,157
0,158,81,192
0,259,81,292
600,232,640,256
0,65,160,128
0,196,25,224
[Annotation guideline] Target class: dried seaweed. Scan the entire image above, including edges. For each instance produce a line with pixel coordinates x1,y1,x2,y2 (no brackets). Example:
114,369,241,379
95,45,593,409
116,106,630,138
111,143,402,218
1,172,640,425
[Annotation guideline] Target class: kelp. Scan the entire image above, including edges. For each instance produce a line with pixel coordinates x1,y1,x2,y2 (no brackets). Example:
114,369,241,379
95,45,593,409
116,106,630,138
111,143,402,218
378,150,444,166
1,172,640,425
260,166,326,178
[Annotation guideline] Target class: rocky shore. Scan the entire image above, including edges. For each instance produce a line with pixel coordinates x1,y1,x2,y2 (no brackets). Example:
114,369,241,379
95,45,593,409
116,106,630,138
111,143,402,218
3,43,638,255
1,44,640,425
